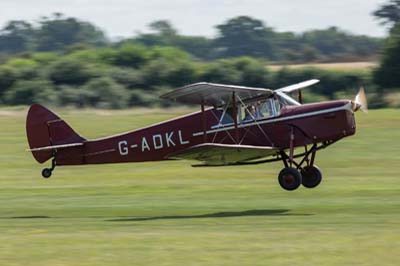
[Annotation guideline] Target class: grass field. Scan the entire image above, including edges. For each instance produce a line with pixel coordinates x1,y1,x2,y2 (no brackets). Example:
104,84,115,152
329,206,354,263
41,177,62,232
1,107,399,266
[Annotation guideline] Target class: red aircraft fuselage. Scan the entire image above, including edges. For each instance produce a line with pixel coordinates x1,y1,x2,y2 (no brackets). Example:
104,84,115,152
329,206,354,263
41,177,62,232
27,100,356,167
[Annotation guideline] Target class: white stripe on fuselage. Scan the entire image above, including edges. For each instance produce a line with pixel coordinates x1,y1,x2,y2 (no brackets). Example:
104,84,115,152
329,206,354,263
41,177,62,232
192,102,352,137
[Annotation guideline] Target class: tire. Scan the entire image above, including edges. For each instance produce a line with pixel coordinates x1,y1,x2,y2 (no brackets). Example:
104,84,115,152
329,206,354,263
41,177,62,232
301,165,322,188
42,168,52,178
278,167,302,191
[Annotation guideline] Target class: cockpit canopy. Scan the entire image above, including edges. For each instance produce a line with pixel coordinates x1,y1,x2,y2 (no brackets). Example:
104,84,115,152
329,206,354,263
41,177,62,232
214,93,298,128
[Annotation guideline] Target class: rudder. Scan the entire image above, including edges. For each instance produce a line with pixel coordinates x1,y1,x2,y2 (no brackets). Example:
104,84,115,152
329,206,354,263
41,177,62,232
26,104,85,163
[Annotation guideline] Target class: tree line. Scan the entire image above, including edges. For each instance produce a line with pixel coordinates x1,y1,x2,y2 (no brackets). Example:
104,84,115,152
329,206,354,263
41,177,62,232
0,14,383,63
0,45,372,108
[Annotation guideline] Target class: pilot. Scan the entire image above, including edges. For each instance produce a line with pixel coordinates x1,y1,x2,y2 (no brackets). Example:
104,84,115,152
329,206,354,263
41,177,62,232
244,105,256,121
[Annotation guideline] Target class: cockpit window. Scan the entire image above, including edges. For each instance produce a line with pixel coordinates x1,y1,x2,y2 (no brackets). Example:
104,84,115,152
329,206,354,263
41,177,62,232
213,94,296,128
214,107,234,127
241,98,280,123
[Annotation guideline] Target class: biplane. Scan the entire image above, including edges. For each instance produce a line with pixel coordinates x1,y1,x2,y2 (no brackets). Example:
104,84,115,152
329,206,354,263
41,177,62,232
26,79,367,191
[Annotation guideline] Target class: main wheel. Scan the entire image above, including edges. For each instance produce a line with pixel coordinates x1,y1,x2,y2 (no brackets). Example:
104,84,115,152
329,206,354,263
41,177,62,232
278,167,302,191
41,168,52,178
301,165,322,188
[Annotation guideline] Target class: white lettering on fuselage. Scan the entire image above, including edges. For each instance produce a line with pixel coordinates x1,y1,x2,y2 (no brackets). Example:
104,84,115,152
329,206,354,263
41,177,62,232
153,134,163,150
118,141,128,156
119,130,189,156
165,132,175,147
142,137,150,152
178,130,189,145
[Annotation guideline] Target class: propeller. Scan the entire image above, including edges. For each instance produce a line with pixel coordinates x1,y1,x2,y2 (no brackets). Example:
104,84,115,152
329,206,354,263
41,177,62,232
353,87,368,113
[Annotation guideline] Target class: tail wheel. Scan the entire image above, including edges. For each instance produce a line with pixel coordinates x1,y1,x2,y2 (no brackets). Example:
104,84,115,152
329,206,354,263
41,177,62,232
278,167,302,191
301,165,322,188
41,168,52,178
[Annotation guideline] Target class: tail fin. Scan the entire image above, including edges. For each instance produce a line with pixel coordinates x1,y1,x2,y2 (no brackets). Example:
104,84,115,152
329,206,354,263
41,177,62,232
26,104,85,163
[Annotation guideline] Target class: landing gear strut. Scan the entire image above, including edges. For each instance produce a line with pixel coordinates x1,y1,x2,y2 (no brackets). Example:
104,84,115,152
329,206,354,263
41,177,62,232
42,158,56,178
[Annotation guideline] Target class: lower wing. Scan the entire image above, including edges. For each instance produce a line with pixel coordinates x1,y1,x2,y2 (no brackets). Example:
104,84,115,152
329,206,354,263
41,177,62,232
166,143,278,166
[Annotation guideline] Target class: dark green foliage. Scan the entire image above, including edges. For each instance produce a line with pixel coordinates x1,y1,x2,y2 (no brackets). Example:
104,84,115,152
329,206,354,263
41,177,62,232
99,44,149,68
373,0,400,29
374,23,400,90
0,14,383,62
129,90,159,107
0,44,377,108
106,67,144,89
133,17,382,62
201,57,270,86
47,58,93,85
300,27,383,60
34,13,106,51
4,79,55,105
215,16,276,59
81,77,129,109
0,66,17,96
0,13,106,54
0,21,34,54
273,68,371,99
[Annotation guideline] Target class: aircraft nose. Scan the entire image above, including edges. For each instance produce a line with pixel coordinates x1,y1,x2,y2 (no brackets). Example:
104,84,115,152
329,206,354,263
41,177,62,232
351,101,362,112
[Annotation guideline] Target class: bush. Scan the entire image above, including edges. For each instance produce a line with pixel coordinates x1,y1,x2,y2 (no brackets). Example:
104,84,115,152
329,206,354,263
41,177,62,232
0,66,17,96
47,57,93,85
99,44,149,68
106,67,145,88
4,79,55,105
200,57,270,87
129,89,159,107
81,77,129,108
141,58,197,88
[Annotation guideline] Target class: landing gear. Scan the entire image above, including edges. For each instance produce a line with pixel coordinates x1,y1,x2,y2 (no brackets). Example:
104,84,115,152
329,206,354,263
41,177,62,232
278,167,302,191
278,132,324,190
301,165,322,188
41,158,56,179
41,168,52,178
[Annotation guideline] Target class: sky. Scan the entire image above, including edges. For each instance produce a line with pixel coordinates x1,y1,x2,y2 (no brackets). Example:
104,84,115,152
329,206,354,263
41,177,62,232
0,0,389,38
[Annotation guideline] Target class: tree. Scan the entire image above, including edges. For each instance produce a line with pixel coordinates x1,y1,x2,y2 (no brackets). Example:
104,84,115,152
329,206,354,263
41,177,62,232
215,16,276,59
34,13,107,51
149,20,177,37
374,23,400,90
373,0,400,29
0,21,33,53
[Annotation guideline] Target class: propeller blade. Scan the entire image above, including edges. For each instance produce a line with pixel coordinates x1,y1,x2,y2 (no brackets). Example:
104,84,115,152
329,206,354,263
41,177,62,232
353,87,368,113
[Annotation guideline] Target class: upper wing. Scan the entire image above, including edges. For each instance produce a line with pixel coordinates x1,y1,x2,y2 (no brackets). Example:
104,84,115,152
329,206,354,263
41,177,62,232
275,79,319,93
166,143,278,166
160,82,273,107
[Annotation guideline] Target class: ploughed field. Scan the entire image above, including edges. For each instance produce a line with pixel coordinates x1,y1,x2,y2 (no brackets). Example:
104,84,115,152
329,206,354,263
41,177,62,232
0,107,399,266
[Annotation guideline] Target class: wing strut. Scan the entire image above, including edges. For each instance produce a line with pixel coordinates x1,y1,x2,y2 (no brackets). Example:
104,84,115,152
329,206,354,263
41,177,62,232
232,92,239,143
201,100,207,143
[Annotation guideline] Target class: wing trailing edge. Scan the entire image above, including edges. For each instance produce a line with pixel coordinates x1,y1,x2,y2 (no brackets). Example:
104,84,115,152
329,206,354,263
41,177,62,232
166,143,278,166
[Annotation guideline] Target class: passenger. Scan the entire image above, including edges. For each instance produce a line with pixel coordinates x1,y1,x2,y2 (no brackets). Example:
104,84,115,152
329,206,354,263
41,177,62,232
255,101,264,119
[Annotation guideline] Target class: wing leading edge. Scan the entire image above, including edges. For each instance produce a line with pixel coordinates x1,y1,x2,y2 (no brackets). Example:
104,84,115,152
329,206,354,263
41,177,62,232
166,143,278,166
